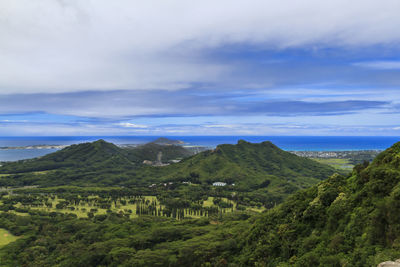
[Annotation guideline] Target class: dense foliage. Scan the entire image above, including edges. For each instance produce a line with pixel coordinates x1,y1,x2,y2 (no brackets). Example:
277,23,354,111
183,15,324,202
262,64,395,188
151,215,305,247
0,140,336,207
0,210,250,267
0,140,192,174
239,142,400,266
158,140,336,204
4,140,400,266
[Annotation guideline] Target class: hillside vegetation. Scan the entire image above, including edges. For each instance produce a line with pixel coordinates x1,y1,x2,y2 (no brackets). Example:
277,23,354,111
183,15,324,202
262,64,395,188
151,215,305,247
158,140,336,204
0,139,336,206
238,141,400,266
1,141,400,266
0,140,191,174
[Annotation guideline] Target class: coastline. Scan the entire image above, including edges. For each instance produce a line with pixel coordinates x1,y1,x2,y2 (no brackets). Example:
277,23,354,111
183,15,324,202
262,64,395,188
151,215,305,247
0,135,397,162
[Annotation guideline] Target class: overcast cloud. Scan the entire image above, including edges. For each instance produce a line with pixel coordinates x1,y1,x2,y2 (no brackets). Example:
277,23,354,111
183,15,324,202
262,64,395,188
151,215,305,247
1,0,400,93
1,1,400,135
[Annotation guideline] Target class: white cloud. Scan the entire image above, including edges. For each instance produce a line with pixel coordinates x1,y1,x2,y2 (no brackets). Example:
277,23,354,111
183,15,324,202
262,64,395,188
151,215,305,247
117,122,148,128
1,0,400,93
353,61,400,70
204,124,237,128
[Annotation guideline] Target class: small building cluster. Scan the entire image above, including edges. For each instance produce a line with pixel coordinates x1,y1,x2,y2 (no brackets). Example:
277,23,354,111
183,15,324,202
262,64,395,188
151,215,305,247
212,182,227,187
149,182,174,188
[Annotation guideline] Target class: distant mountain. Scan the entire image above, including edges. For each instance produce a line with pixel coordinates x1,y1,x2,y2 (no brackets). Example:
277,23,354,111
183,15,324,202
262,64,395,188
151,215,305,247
157,140,336,204
0,139,335,201
0,139,193,178
150,137,184,146
239,141,400,266
126,142,193,164
0,139,133,173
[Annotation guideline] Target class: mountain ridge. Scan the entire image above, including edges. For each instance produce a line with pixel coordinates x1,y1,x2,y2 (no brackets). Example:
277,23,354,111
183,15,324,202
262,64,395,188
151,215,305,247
153,139,337,205
0,139,336,205
238,141,400,266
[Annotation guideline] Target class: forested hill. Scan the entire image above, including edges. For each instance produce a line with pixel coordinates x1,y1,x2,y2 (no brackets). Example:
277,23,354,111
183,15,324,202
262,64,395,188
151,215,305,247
126,142,193,163
0,139,192,174
238,141,400,266
0,139,336,204
5,141,400,266
0,140,132,173
157,140,336,202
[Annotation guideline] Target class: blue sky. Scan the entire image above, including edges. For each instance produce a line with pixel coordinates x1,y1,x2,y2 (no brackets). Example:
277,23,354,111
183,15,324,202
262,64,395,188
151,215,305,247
1,0,400,136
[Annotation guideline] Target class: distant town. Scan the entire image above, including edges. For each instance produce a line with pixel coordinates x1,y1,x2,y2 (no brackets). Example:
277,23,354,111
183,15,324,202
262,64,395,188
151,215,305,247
290,150,381,160
290,150,382,170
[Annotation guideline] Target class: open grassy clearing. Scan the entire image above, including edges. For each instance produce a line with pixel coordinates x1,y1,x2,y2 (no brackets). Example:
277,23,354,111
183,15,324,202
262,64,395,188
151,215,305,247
29,196,236,218
8,210,30,216
31,171,50,175
17,195,154,218
0,171,49,177
4,194,262,219
202,196,218,207
312,158,354,170
0,228,18,247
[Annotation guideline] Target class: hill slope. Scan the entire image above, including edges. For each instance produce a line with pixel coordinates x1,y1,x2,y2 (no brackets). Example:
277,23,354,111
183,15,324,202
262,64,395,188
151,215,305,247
238,141,400,266
0,140,133,173
0,139,194,186
126,142,193,163
0,139,336,204
0,139,193,173
152,140,336,204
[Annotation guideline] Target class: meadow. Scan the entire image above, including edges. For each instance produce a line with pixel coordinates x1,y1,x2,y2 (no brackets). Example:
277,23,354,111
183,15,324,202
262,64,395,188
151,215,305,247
0,228,18,248
4,194,247,219
311,158,354,170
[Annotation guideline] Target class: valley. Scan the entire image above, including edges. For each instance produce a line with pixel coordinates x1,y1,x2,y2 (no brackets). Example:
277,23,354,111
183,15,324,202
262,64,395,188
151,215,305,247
0,139,399,266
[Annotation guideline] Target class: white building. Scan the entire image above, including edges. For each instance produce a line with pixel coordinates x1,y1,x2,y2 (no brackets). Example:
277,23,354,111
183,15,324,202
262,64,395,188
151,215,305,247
212,182,227,187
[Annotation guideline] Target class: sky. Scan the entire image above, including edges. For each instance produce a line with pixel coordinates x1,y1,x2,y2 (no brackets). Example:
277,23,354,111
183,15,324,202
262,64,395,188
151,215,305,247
1,0,400,136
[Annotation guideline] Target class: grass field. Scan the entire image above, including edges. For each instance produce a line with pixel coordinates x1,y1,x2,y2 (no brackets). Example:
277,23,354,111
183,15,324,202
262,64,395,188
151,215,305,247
11,195,254,218
247,206,265,213
3,193,263,219
0,229,18,247
0,171,49,177
23,196,143,218
312,158,354,170
202,196,217,207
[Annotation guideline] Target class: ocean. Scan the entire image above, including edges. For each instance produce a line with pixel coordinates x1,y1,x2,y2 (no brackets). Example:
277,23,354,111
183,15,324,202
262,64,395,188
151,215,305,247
0,136,399,162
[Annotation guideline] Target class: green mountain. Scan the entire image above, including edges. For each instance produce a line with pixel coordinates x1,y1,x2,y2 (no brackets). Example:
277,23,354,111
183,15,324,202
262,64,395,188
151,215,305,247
0,140,336,204
150,137,184,145
0,140,133,173
5,141,399,266
126,142,193,164
237,141,400,266
0,140,194,186
0,139,193,173
152,140,336,204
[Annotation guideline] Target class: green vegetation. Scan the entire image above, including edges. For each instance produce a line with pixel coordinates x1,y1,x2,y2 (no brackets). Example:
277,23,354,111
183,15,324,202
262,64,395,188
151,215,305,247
126,141,193,163
239,142,400,266
0,228,18,247
157,140,336,206
0,139,192,175
312,158,354,170
2,194,240,219
0,210,251,266
3,139,399,265
0,139,336,207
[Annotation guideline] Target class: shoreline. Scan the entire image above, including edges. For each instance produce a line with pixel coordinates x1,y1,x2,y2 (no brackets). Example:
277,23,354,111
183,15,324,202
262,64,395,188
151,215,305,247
0,145,67,150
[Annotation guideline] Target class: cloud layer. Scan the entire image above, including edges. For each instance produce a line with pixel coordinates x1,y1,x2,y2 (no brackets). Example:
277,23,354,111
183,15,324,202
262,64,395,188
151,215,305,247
0,90,390,118
1,0,400,93
1,1,400,135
